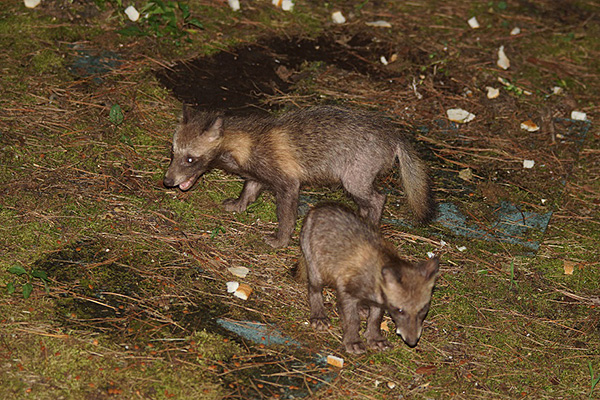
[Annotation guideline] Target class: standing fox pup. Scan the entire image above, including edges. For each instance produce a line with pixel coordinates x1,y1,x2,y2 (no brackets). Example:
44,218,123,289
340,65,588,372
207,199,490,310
163,105,435,247
298,204,439,354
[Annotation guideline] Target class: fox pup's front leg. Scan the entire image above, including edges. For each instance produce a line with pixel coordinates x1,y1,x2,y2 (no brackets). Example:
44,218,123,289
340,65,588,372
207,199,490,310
338,295,366,354
264,181,300,248
223,180,263,213
363,305,392,351
308,282,330,330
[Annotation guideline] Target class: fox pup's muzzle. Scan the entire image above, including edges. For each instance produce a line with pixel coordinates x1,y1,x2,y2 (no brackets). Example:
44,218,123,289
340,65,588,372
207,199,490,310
163,176,176,188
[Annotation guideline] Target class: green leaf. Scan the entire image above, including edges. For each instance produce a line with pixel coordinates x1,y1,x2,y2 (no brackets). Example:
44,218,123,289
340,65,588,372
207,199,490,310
118,25,146,37
31,269,48,281
22,283,33,299
179,3,190,19
109,104,124,125
6,282,15,295
8,265,28,276
497,1,507,10
187,18,203,29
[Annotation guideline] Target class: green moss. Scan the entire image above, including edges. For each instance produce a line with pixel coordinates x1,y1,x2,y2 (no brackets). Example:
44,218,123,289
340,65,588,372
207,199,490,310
31,49,65,74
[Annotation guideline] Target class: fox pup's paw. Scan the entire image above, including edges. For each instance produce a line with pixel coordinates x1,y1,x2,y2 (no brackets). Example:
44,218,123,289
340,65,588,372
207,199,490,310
263,234,289,248
344,340,367,355
367,338,393,351
222,198,247,213
309,317,331,331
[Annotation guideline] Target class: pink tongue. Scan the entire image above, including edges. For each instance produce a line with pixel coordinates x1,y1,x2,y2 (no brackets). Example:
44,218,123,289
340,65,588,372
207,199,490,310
179,177,195,191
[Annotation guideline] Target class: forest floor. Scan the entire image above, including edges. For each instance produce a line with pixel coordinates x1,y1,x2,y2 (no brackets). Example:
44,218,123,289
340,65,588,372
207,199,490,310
1,0,599,399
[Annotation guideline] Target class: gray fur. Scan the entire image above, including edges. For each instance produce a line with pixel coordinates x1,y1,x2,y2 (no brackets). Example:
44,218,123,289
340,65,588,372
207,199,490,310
164,105,435,247
298,203,439,354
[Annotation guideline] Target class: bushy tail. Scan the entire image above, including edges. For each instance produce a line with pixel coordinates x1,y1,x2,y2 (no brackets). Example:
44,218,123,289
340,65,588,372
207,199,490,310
395,143,437,223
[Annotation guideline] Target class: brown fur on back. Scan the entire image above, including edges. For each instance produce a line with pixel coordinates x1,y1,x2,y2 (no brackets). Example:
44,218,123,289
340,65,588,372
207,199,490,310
164,105,436,247
299,203,439,353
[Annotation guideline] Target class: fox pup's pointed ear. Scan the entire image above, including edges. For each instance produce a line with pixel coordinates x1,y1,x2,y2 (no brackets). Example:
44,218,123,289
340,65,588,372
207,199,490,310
382,265,402,284
420,257,439,280
205,117,224,142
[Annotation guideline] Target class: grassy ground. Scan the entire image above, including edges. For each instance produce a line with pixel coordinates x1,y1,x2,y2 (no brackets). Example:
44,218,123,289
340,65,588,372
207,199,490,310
1,0,599,399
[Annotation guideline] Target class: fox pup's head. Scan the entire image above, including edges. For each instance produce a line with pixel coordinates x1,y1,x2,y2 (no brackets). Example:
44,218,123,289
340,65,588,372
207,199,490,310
163,105,224,191
381,256,439,347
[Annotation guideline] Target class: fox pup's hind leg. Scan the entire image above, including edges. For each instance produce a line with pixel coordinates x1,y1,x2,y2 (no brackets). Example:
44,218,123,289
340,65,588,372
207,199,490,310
223,180,263,213
264,180,300,248
344,181,386,223
338,294,367,354
305,259,330,329
308,283,330,330
364,305,392,351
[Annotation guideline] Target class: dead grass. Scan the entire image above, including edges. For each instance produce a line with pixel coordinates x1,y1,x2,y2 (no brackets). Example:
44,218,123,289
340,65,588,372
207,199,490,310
1,0,599,399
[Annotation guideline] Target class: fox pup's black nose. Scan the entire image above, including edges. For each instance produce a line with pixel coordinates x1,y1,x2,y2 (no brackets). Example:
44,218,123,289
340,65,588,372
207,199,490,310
163,177,175,188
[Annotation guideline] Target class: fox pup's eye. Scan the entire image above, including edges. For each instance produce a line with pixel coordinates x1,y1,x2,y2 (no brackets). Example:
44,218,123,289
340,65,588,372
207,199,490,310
186,157,194,164
397,308,404,315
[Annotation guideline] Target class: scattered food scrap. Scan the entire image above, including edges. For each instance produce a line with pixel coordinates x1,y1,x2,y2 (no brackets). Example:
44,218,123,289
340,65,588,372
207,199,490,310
124,5,140,21
510,27,521,35
520,119,540,132
272,0,293,11
233,283,252,300
486,86,500,99
327,355,344,368
366,20,392,28
228,0,240,11
571,111,588,121
380,318,390,332
563,260,576,275
226,281,239,293
523,160,535,169
497,45,510,70
467,17,480,29
24,0,41,8
458,168,473,181
447,108,476,123
331,11,346,24
228,266,250,278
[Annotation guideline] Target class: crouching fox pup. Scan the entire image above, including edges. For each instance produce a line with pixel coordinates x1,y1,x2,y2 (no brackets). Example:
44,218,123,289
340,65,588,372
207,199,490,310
164,105,435,248
297,204,439,354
